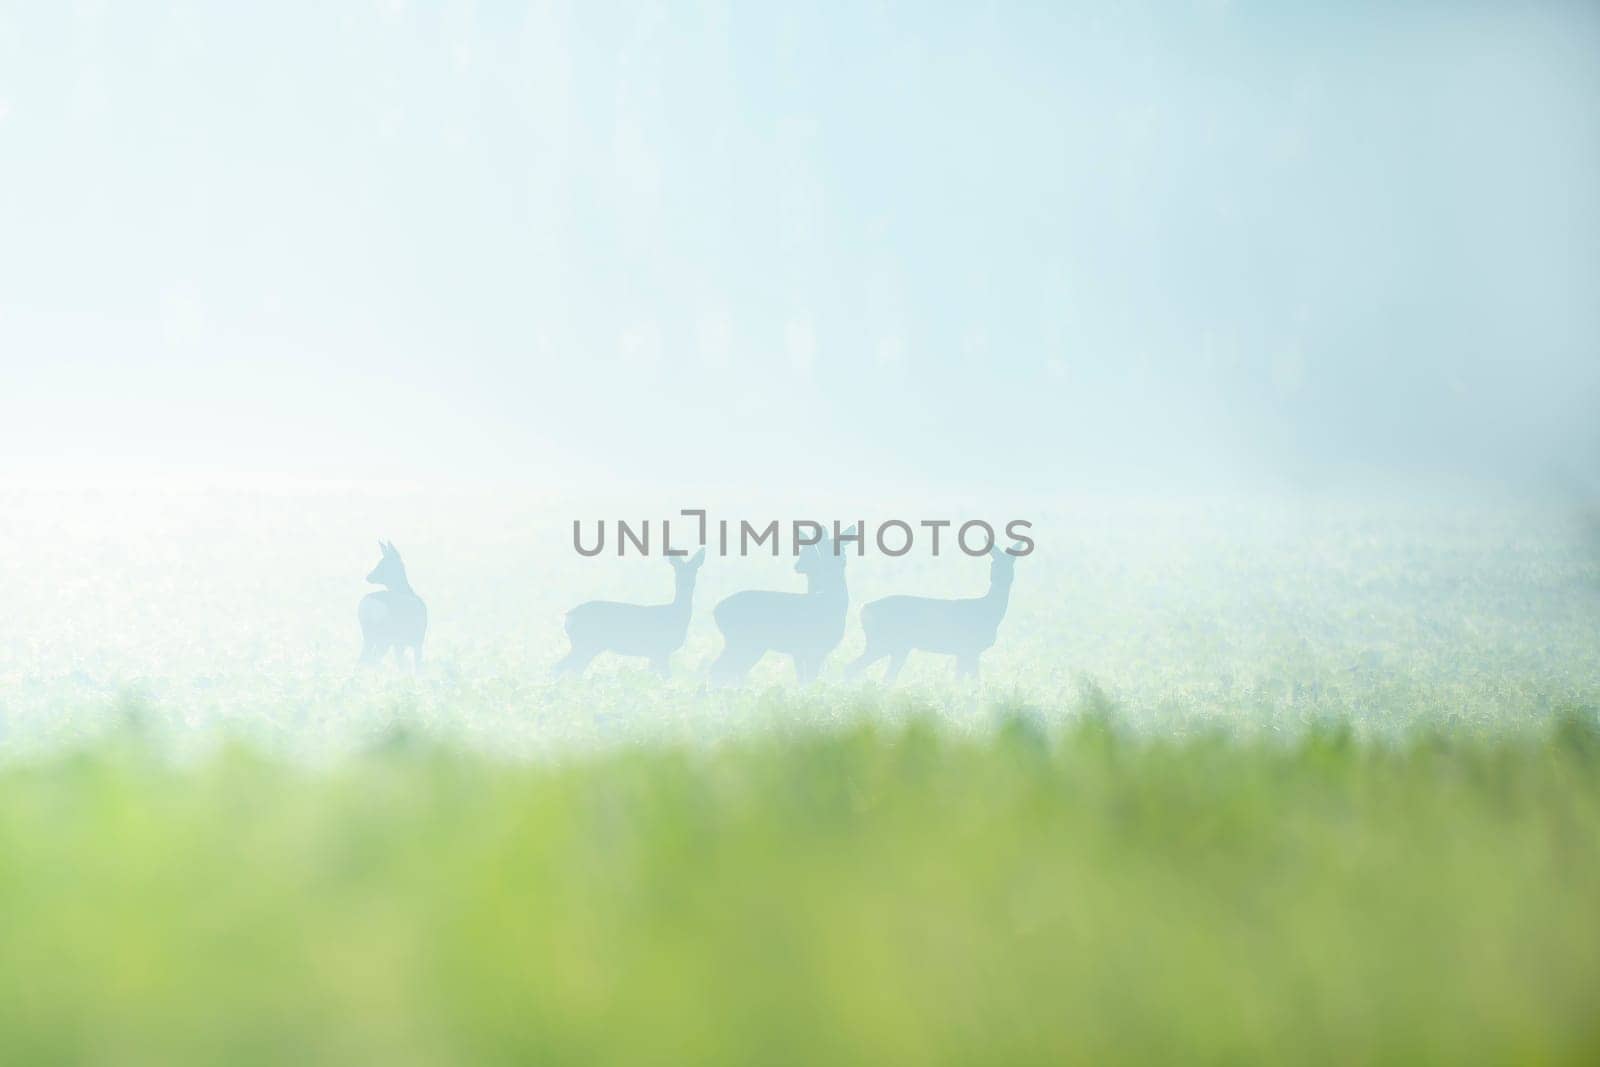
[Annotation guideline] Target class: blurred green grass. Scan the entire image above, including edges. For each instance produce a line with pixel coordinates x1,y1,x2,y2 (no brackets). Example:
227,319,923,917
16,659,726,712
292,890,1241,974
1,706,1596,1065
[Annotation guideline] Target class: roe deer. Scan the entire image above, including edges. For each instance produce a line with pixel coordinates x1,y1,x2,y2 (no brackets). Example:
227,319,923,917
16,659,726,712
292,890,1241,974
710,528,855,684
554,548,707,678
359,541,428,668
846,543,1023,683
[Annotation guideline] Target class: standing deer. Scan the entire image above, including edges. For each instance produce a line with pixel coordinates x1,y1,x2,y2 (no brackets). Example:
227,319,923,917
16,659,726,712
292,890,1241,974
359,541,428,668
710,528,855,684
554,549,707,678
846,543,1024,683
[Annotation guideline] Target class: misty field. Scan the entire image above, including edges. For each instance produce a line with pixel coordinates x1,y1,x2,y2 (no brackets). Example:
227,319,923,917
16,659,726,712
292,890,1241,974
3,487,1597,757
1,488,1598,1062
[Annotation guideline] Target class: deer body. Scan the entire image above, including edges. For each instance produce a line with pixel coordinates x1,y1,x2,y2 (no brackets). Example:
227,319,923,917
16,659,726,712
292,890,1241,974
556,550,705,677
711,531,854,684
848,546,1022,682
359,541,427,668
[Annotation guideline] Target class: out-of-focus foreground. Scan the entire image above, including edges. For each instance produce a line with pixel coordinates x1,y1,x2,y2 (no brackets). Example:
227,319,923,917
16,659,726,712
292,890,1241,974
0,714,1597,1064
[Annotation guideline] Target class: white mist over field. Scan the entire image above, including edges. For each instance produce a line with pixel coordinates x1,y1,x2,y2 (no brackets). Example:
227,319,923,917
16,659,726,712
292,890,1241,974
0,3,1597,760
0,485,1594,762
0,2,1596,493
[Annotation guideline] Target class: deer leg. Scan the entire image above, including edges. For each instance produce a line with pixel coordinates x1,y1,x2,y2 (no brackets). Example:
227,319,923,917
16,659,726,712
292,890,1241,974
553,645,596,678
710,643,761,685
844,644,885,678
956,654,980,679
882,650,908,684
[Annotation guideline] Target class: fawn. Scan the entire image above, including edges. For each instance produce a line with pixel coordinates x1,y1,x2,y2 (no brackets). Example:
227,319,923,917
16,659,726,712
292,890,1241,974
359,541,428,668
555,549,707,678
846,544,1023,683
710,528,855,684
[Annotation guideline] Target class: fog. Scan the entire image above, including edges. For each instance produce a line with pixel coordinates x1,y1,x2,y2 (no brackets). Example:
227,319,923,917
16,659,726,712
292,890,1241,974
1,1,1597,494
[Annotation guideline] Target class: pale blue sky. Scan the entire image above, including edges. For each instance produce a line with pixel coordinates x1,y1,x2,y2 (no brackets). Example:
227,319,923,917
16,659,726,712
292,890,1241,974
1,1,1596,490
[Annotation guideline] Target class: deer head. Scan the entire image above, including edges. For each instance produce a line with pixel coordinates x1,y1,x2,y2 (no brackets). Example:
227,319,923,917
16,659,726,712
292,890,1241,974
794,526,857,584
988,542,1026,587
367,541,408,588
668,547,707,590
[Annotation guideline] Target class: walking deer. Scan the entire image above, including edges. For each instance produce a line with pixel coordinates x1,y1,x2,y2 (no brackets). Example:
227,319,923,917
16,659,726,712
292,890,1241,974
846,543,1024,683
710,528,856,684
359,541,428,668
554,549,707,678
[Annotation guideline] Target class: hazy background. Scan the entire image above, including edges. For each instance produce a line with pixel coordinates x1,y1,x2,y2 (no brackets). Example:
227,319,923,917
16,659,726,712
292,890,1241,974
0,0,1596,492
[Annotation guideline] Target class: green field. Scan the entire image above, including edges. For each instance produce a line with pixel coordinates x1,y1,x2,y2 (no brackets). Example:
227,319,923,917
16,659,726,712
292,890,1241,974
1,711,1597,1064
1,489,1597,1062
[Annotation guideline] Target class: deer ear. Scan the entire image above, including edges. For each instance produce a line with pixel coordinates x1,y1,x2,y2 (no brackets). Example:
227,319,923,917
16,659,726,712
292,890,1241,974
690,548,706,567
989,545,1003,560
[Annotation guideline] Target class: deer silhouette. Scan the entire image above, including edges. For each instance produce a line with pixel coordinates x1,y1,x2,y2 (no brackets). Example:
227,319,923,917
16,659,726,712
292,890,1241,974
554,548,707,678
846,544,1023,683
359,541,428,668
710,528,855,684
